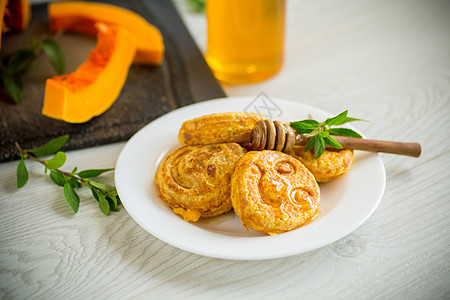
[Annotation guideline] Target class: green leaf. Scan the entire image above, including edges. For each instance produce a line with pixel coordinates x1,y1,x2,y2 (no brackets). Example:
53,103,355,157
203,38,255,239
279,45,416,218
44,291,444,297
294,110,367,159
2,48,36,74
298,119,320,126
87,180,116,193
17,158,28,188
68,177,81,189
41,38,65,75
304,134,317,152
77,168,114,178
98,193,110,215
107,196,119,212
50,170,66,186
2,73,24,104
30,135,69,157
64,181,80,213
186,0,205,13
290,120,319,134
319,131,329,138
328,128,363,138
0,37,65,105
325,110,366,126
314,135,326,159
324,110,348,126
106,194,118,208
45,151,67,169
91,188,100,202
28,38,40,51
324,136,343,149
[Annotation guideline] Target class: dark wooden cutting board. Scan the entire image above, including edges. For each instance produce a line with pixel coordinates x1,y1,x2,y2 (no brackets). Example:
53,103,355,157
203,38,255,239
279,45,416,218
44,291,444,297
0,0,225,162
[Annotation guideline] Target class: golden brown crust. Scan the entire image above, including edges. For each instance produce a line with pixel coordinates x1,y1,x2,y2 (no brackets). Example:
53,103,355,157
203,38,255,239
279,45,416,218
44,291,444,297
288,146,354,182
154,143,247,221
178,112,264,146
231,151,320,235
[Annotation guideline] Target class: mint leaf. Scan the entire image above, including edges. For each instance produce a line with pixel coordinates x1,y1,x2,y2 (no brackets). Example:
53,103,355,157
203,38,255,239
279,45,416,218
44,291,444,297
186,0,205,13
2,73,24,104
67,177,81,189
77,168,114,178
324,136,343,149
328,128,362,138
319,131,329,138
41,38,65,75
17,158,28,188
64,181,80,213
304,135,317,152
98,193,110,215
289,120,319,134
2,48,36,73
314,135,326,159
45,151,67,169
50,170,66,186
107,196,119,212
30,135,69,157
90,188,100,202
14,136,118,216
87,180,116,193
325,110,366,126
0,37,65,104
324,110,348,126
291,110,366,159
295,119,320,126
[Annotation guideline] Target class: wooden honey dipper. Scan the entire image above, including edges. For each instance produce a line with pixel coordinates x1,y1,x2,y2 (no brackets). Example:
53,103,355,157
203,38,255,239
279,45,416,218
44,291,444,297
250,119,421,157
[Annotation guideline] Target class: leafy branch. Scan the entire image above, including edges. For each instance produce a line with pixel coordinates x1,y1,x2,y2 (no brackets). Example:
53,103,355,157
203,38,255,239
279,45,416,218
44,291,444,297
290,110,366,159
185,0,205,13
1,36,65,103
15,135,120,215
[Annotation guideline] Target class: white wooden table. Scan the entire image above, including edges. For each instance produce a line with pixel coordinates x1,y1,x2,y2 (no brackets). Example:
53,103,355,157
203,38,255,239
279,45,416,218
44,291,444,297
1,0,449,298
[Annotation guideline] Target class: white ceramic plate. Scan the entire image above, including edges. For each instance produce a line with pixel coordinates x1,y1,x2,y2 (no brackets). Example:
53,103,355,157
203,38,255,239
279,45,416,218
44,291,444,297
115,97,385,260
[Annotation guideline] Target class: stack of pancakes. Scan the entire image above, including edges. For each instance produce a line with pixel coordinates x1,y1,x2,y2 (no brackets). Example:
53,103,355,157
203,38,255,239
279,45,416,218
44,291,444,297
154,112,353,235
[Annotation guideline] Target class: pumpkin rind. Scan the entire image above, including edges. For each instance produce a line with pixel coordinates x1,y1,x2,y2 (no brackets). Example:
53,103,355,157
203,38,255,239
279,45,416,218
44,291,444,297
3,0,30,33
48,1,164,65
0,0,7,49
42,22,137,123
1,0,30,49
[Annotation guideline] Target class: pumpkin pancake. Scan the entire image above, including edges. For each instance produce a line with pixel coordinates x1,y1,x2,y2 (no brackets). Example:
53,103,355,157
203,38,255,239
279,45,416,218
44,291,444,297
178,112,264,146
231,151,320,235
288,146,353,182
154,143,247,221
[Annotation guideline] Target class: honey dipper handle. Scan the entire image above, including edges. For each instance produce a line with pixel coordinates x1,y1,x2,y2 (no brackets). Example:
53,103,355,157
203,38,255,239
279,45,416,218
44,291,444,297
303,135,422,157
250,120,421,157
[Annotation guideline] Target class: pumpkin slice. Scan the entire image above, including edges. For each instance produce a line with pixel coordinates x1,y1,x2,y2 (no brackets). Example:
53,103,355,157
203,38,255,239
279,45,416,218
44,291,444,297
42,22,136,123
1,0,31,49
48,1,164,65
0,0,6,49
3,0,31,33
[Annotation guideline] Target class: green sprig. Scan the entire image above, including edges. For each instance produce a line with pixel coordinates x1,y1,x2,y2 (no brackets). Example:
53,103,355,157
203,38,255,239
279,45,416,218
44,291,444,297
15,135,120,215
1,37,65,104
290,110,366,159
186,0,205,13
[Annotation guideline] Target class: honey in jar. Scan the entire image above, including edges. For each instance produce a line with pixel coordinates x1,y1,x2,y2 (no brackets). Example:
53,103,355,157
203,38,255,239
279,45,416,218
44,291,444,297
205,0,286,84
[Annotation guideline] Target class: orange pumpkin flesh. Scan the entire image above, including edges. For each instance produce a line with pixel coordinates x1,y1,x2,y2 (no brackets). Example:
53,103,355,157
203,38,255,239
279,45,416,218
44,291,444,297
42,22,136,123
1,0,30,49
48,1,164,65
0,0,6,49
3,0,30,32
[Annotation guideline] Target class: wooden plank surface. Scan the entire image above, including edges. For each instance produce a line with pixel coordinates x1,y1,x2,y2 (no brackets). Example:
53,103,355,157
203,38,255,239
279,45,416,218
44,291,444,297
0,0,449,299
